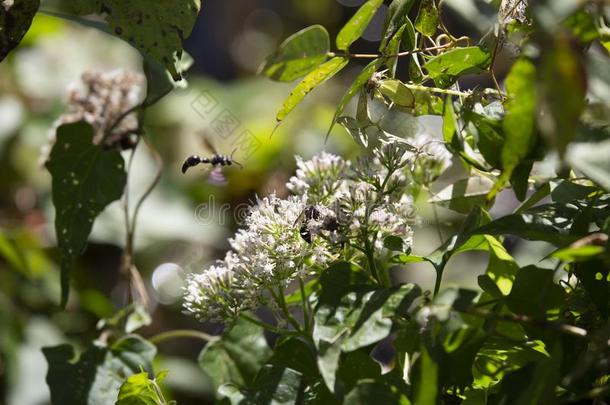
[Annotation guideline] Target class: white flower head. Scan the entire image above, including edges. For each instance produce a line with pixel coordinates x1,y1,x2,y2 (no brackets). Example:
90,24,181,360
287,151,349,203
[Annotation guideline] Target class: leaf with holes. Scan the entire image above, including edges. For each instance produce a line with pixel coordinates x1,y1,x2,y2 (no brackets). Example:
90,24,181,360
70,0,201,80
0,0,40,61
45,122,126,306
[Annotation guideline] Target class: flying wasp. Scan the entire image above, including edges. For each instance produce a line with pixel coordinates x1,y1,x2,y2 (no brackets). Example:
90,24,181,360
181,137,242,184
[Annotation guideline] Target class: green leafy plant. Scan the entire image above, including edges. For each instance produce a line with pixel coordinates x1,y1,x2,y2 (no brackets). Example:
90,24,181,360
2,0,610,404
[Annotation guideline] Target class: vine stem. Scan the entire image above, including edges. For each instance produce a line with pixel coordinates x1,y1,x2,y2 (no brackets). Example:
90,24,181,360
328,42,454,60
463,308,593,341
433,265,444,298
149,329,218,345
240,313,302,337
299,277,312,333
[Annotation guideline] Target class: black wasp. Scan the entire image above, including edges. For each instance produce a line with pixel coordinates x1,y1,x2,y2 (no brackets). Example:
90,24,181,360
181,138,242,184
295,205,339,244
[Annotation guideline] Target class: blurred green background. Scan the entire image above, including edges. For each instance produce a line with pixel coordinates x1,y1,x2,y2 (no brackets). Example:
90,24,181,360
0,0,545,403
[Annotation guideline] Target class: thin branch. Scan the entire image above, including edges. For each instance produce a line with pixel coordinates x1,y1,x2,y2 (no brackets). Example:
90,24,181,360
463,307,591,340
129,136,163,247
328,43,454,60
149,329,218,345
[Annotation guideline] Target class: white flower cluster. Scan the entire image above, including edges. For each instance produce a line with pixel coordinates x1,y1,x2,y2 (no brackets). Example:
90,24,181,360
287,151,349,203
42,69,144,163
184,141,451,323
183,194,334,322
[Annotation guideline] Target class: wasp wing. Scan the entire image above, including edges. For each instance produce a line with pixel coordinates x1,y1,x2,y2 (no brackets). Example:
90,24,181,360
208,166,227,185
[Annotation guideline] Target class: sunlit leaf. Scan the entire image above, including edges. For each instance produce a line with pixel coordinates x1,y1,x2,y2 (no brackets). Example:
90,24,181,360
538,35,586,156
502,58,537,180
336,0,384,51
380,0,416,50
328,59,382,136
414,0,438,37
276,57,348,123
424,47,491,88
261,25,330,82
116,371,167,405
379,79,415,108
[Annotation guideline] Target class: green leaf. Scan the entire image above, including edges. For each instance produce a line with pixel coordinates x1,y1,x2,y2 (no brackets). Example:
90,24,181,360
143,51,193,107
43,335,156,405
383,24,406,76
378,79,415,108
483,236,519,296
550,180,599,204
344,381,411,405
552,245,605,262
566,140,610,191
261,25,330,82
276,57,348,123
125,304,152,334
574,259,610,317
198,315,272,391
313,279,420,391
384,235,408,252
269,337,318,379
465,111,504,169
414,0,438,37
0,0,40,61
45,122,126,307
71,0,201,80
501,58,537,181
116,372,166,405
471,211,579,246
510,162,534,201
488,344,561,405
336,0,384,51
424,47,491,88
430,176,494,214
538,36,586,156
507,266,565,319
380,0,416,50
248,366,303,405
315,338,343,392
391,253,426,264
413,345,438,405
314,284,421,352
328,59,382,136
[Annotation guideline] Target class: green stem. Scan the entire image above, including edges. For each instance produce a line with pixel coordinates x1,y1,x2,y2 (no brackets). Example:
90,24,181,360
148,329,218,345
276,285,304,333
299,277,311,333
328,43,453,60
433,263,445,298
